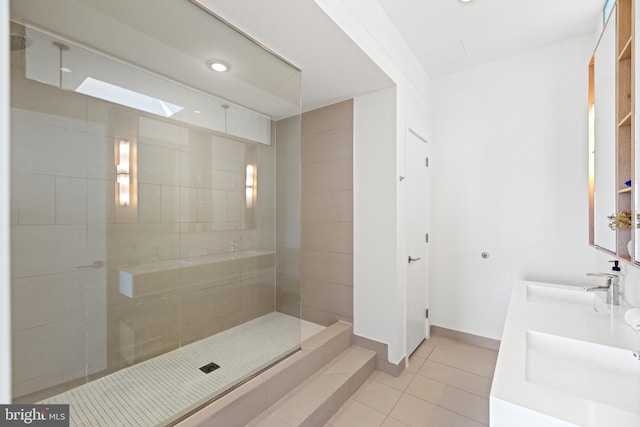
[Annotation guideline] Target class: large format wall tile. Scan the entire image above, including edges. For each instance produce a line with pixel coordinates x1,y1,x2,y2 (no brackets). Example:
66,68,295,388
17,173,55,225
11,225,87,278
301,100,354,325
55,176,88,225
302,251,353,286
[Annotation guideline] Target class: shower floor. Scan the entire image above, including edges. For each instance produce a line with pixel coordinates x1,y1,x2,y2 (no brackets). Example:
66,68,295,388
40,312,324,427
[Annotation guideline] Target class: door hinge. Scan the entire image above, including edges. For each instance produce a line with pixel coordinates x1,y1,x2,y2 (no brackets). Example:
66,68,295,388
425,308,429,319
425,233,429,243
425,157,429,167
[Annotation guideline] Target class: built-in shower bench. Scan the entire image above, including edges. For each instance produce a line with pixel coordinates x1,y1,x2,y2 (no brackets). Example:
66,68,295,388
118,249,275,298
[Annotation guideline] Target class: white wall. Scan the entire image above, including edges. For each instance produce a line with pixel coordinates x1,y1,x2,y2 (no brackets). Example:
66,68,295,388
314,0,431,363
1,0,12,403
353,87,397,357
431,35,598,340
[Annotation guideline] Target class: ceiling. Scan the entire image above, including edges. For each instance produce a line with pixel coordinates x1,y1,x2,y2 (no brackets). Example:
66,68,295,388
377,0,605,77
194,0,394,113
199,0,605,108
10,0,606,119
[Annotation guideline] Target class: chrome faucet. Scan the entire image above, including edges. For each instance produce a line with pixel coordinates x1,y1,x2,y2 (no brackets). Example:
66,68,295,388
584,272,620,305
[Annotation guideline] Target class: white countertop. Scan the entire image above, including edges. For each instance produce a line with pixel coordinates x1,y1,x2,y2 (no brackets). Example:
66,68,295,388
490,280,640,427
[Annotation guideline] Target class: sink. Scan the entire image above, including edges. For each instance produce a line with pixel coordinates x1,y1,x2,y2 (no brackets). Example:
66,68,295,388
526,331,640,414
526,283,610,313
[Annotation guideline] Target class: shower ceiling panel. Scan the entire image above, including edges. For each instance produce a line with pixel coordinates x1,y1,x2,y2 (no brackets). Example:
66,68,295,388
10,0,300,119
20,25,272,144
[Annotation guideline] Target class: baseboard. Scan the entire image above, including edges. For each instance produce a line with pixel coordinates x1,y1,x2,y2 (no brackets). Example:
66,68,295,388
353,327,499,378
353,335,404,377
430,325,500,351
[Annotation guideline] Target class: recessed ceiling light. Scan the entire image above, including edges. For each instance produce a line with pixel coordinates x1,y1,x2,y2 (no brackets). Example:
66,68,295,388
207,60,231,73
60,67,72,73
460,0,473,3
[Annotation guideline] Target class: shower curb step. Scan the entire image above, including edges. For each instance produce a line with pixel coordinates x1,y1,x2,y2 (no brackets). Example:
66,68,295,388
176,320,355,427
247,345,376,427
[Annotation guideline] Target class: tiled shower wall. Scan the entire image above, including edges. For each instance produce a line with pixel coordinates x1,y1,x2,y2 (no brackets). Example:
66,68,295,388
10,67,280,400
301,100,354,325
104,113,276,374
275,116,303,318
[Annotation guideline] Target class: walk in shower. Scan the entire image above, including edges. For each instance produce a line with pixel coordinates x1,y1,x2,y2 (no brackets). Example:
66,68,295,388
9,0,303,425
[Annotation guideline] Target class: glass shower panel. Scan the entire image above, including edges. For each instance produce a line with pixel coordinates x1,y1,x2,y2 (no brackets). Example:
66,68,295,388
9,0,301,424
10,58,108,402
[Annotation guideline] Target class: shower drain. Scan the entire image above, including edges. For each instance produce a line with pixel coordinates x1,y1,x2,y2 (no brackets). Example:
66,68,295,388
199,362,221,374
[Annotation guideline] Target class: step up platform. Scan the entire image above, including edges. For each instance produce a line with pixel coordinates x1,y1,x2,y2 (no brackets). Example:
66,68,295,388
248,346,376,426
176,320,375,427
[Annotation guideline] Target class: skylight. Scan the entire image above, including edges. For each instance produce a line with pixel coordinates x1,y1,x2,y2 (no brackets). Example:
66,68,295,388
76,77,184,118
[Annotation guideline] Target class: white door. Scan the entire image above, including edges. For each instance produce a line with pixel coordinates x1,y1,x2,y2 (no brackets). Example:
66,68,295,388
405,128,429,357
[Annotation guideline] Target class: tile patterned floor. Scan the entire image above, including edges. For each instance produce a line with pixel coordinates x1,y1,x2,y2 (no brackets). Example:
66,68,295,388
39,313,324,427
326,334,497,427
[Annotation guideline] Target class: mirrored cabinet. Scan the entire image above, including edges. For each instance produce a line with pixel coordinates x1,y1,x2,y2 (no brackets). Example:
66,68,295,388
617,0,633,260
634,0,640,265
591,4,617,254
590,0,638,265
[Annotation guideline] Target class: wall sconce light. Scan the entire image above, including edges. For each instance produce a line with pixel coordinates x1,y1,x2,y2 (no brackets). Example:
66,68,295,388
117,139,130,206
246,163,255,208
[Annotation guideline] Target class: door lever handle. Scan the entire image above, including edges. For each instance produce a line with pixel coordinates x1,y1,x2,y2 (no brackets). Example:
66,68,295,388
408,256,421,263
76,260,104,270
